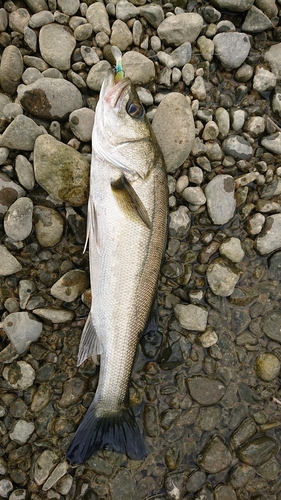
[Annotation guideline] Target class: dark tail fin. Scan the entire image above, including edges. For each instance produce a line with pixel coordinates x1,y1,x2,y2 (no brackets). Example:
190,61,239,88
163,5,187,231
66,404,146,464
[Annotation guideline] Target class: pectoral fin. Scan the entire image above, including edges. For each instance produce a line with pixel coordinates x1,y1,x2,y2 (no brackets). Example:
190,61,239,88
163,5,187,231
77,312,102,367
111,175,151,229
84,195,100,255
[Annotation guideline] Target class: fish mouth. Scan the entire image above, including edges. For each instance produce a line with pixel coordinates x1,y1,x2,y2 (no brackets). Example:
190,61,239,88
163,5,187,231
104,75,131,109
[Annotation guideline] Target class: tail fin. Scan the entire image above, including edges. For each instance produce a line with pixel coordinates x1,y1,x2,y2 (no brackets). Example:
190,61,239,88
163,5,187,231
66,404,146,464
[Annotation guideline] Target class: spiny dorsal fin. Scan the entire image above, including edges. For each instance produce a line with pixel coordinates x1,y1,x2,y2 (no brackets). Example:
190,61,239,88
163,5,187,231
111,175,151,230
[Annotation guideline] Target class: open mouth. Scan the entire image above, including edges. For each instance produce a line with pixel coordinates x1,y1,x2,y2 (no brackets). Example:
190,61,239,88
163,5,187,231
104,76,130,109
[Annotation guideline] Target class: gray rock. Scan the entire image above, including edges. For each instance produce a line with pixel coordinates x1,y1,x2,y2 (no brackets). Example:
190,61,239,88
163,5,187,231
255,0,278,17
86,60,111,91
237,436,278,466
231,109,246,131
34,450,60,486
187,376,226,405
9,490,27,500
169,205,191,239
122,51,155,85
261,310,281,343
34,134,89,206
3,361,35,390
19,78,82,120
197,435,232,473
4,197,33,241
0,45,24,95
261,132,281,154
197,35,214,62
223,135,252,159
213,33,251,69
215,107,230,138
256,352,280,382
205,174,236,225
33,206,64,247
152,92,195,173
182,186,206,207
139,4,164,28
272,86,281,117
51,270,89,302
0,245,22,275
39,24,76,71
0,115,45,151
81,45,100,66
9,420,35,444
110,20,133,51
191,76,207,101
264,43,281,78
0,480,13,499
174,304,208,332
109,469,136,500
209,0,254,11
19,279,36,309
0,147,9,165
3,102,24,121
69,107,95,142
241,5,273,33
74,23,92,41
255,214,281,255
57,0,80,15
207,258,241,297
15,155,35,191
0,8,8,32
202,120,219,140
9,8,30,34
24,26,38,52
86,2,110,35
182,63,195,85
42,461,69,492
3,312,42,354
246,212,265,235
33,307,75,323
157,13,203,46
219,237,245,263
235,63,254,82
24,0,48,12
29,10,54,27
0,172,25,215
116,0,140,21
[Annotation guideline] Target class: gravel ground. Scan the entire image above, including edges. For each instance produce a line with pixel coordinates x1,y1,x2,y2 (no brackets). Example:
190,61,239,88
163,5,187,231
1,0,281,499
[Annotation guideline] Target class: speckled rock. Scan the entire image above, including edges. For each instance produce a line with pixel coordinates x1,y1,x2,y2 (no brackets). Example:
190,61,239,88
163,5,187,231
261,132,281,154
19,78,83,120
69,107,95,142
4,197,33,241
205,175,236,225
50,270,89,302
152,92,195,173
264,42,281,78
241,5,273,33
34,134,89,206
3,312,42,354
39,24,76,71
33,206,64,247
33,307,75,323
34,450,60,486
169,205,191,239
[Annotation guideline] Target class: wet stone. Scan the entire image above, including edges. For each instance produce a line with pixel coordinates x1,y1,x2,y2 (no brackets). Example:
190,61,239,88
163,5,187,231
237,436,279,466
255,214,281,255
174,304,208,332
34,449,60,486
3,312,42,354
42,460,69,492
197,435,232,474
187,376,226,406
30,384,51,412
9,420,35,444
87,456,113,476
261,310,281,343
206,258,241,297
3,361,35,390
255,352,281,381
214,483,237,500
59,377,88,408
164,469,189,500
143,404,159,436
109,469,136,500
0,480,13,498
230,418,257,449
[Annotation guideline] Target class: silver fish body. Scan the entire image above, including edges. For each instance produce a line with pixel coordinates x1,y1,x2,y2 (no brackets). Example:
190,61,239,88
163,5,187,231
66,71,168,464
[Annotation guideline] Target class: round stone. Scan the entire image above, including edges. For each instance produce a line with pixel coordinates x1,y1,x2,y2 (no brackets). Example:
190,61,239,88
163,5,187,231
4,197,33,241
33,206,64,247
256,353,281,381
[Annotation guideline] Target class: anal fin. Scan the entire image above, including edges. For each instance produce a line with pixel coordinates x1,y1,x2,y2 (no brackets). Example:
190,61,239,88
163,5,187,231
111,175,151,229
77,312,102,367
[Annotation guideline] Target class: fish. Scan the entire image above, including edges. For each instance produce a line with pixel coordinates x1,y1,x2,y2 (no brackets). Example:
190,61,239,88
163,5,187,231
66,47,168,464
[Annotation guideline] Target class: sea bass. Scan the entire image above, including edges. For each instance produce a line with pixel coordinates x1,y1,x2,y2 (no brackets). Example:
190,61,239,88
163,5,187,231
66,50,168,464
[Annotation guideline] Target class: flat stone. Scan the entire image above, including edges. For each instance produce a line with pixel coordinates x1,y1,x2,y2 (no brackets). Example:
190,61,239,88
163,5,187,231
152,92,195,173
237,436,279,466
187,376,226,406
33,308,75,323
157,13,204,47
261,132,281,154
205,175,236,225
261,310,281,343
209,0,254,11
19,78,82,121
9,420,35,444
110,19,133,51
197,435,232,473
0,245,22,276
15,155,35,191
29,10,54,27
223,135,253,159
174,304,208,332
57,0,80,15
33,205,64,247
4,197,33,241
3,312,42,354
264,43,281,78
122,51,155,85
42,460,69,491
34,450,60,486
255,214,281,255
0,115,45,151
50,270,89,302
34,134,89,206
39,24,76,71
213,32,251,69
242,5,273,33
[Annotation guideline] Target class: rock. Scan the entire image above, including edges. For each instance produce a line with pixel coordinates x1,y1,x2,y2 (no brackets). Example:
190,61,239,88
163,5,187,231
261,311,281,343
57,0,80,15
207,258,241,297
39,24,76,71
116,0,140,22
139,4,164,28
157,13,204,46
34,134,89,206
33,307,75,323
169,205,191,239
268,251,281,280
187,376,226,405
110,20,133,51
3,312,43,354
272,86,281,118
152,92,195,173
69,108,95,142
256,352,280,381
10,420,35,444
59,377,88,408
19,78,83,120
241,5,273,33
0,45,23,95
3,361,35,390
4,197,33,241
264,43,281,78
237,436,279,466
253,66,277,92
261,132,281,154
0,245,22,276
0,115,45,151
191,76,206,101
223,135,253,159
255,214,281,255
122,51,155,85
29,10,54,27
215,107,230,139
110,469,136,500
33,206,64,247
42,461,69,492
197,435,232,473
50,270,89,302
174,304,208,332
213,33,251,69
182,186,206,207
81,45,99,66
209,0,254,11
205,175,236,225
34,450,60,486
15,155,35,191
0,480,13,499
86,60,111,91
219,237,245,263
86,2,110,35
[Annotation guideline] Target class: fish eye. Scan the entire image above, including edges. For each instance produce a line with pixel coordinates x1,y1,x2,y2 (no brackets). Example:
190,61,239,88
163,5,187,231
126,101,144,119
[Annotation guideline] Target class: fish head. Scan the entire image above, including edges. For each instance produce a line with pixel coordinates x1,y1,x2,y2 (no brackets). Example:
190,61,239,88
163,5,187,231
93,70,158,180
